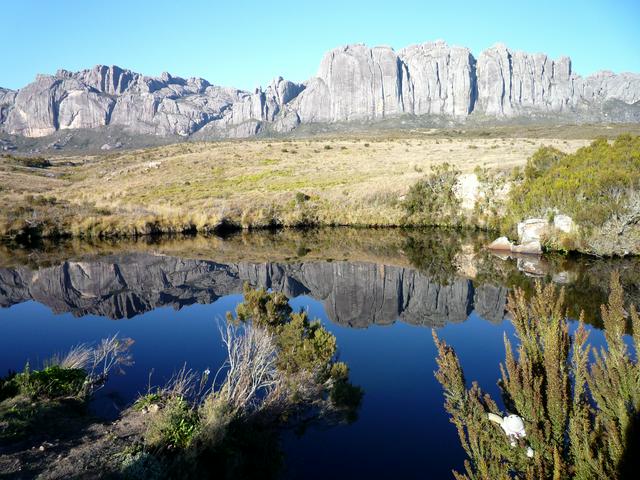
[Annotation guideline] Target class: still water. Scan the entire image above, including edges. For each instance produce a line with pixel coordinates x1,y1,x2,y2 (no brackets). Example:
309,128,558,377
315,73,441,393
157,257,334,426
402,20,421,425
0,228,637,478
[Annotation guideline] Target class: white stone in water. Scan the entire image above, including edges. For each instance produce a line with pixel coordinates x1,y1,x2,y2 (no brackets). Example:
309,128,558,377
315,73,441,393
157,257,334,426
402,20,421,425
487,236,513,251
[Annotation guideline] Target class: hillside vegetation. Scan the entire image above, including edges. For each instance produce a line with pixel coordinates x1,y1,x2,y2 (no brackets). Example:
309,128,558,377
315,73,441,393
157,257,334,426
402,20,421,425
0,126,639,255
505,135,640,254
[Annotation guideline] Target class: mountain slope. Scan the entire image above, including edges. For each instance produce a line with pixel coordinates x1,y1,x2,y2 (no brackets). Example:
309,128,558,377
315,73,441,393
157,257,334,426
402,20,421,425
1,40,639,143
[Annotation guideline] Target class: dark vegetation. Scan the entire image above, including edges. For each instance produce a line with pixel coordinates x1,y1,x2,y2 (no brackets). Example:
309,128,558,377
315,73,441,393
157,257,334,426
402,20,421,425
402,162,462,226
1,153,51,169
434,273,640,479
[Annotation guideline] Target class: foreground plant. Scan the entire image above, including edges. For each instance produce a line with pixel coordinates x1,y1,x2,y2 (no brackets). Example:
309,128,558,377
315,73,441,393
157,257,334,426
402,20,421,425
1,334,134,402
137,285,363,478
433,272,639,479
0,335,134,444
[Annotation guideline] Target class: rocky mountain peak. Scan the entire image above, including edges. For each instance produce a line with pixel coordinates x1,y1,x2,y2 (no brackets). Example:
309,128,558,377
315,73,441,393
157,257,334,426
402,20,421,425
1,41,638,142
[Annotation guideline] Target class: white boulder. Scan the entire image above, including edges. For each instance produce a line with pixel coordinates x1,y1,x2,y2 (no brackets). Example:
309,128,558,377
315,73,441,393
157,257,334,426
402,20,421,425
553,214,574,233
517,218,548,244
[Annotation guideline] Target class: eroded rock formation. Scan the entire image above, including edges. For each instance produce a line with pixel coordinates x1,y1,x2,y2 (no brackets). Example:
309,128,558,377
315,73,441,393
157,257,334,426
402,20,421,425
1,41,638,140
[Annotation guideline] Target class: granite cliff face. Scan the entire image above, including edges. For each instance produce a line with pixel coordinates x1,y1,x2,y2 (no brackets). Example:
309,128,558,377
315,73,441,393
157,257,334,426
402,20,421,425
0,253,508,326
1,41,638,141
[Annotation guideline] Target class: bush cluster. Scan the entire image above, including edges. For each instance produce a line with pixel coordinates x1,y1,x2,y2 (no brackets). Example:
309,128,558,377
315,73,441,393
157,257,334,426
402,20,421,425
507,135,640,230
234,284,361,399
12,364,88,399
402,162,462,226
137,285,363,477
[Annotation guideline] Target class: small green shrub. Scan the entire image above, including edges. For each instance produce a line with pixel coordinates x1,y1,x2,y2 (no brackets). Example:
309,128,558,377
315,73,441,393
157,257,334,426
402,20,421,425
14,364,87,399
294,191,310,204
145,397,200,450
402,163,462,226
233,284,291,329
275,313,336,378
133,392,163,411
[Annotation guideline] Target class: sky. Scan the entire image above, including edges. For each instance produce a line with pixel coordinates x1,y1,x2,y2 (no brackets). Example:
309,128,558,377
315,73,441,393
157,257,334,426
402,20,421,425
1,0,639,91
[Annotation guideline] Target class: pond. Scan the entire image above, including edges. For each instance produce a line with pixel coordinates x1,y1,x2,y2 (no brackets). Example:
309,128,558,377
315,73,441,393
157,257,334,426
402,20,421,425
1,228,638,479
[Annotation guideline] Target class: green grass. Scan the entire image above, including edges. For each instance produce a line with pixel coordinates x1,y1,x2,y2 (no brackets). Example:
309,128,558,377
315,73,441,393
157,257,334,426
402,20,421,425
9,364,87,400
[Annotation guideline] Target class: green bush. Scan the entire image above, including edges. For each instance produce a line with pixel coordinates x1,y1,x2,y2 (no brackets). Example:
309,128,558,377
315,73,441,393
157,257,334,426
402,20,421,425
275,312,336,378
402,162,462,226
433,273,640,479
13,364,87,399
145,397,200,450
523,146,566,180
233,283,361,393
507,135,640,229
233,285,291,329
133,393,163,411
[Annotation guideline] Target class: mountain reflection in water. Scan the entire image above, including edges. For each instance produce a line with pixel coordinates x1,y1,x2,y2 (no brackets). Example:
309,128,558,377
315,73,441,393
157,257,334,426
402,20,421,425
0,228,638,330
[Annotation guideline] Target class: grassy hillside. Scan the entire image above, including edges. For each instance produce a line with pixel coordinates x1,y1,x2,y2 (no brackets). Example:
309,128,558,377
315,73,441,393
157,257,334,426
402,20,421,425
0,131,590,238
1,125,639,255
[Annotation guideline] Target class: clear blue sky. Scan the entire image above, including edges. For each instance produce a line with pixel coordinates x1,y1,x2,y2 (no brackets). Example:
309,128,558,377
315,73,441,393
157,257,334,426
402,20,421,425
2,0,639,91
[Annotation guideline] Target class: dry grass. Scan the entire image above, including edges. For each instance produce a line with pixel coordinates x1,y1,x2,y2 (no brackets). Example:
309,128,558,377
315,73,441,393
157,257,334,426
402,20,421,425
1,125,634,237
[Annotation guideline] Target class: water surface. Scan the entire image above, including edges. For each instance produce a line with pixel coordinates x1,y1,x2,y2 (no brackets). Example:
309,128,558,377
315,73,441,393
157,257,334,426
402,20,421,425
1,229,637,478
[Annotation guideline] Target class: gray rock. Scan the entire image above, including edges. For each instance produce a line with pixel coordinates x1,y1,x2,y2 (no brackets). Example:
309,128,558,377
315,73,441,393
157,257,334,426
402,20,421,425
517,218,548,244
511,241,543,255
487,236,514,251
1,41,639,140
399,40,475,117
553,214,574,233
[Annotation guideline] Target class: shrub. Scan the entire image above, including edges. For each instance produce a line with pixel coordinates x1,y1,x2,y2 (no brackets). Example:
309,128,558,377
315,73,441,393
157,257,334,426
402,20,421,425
402,162,462,226
14,364,87,399
507,135,640,230
133,393,163,411
1,335,133,401
232,283,360,396
2,154,51,169
233,284,291,329
294,191,310,204
433,273,640,479
275,312,336,379
145,396,200,450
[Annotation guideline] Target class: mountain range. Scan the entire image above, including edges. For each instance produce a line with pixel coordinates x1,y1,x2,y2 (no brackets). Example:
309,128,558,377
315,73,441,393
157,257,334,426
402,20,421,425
1,40,639,146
